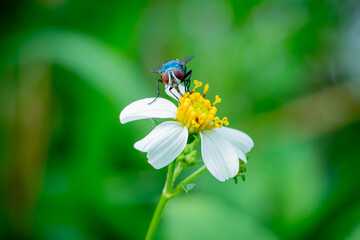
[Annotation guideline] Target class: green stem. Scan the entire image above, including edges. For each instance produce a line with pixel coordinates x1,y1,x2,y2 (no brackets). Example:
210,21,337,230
145,164,206,240
145,194,169,240
173,164,183,182
165,161,175,193
173,165,207,195
183,165,206,184
145,163,175,240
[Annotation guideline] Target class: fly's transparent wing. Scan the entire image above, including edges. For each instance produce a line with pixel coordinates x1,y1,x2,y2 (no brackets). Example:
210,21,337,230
151,66,162,74
179,56,194,67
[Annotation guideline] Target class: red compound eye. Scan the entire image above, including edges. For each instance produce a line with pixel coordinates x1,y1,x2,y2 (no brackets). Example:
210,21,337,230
173,69,184,81
162,72,169,84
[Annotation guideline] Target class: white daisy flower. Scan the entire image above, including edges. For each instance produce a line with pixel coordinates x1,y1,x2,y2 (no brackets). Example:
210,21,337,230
120,81,254,181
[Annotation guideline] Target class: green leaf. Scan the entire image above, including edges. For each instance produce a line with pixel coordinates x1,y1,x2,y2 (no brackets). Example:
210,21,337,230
181,183,196,194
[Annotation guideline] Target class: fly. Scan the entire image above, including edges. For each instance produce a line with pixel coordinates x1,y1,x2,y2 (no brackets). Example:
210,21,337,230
149,56,194,104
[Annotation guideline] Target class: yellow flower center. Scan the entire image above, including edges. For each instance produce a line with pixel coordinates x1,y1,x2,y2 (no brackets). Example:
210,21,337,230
176,80,229,134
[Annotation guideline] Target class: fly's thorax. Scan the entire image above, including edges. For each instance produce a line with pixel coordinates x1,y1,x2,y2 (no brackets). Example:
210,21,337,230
162,60,181,73
176,80,229,134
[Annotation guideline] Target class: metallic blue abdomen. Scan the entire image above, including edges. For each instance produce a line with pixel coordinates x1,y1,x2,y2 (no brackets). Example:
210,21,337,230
162,60,185,74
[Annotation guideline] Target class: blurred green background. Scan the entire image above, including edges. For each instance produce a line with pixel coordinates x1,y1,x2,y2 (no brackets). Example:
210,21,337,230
1,0,360,239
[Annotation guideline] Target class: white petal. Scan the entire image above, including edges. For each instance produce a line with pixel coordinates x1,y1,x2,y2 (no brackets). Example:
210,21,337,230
200,130,239,181
134,121,188,169
120,98,177,124
215,126,254,163
165,84,185,101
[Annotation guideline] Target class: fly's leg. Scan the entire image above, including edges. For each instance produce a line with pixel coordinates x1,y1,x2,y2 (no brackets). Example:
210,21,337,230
148,79,163,105
183,70,192,92
175,87,183,98
169,87,180,102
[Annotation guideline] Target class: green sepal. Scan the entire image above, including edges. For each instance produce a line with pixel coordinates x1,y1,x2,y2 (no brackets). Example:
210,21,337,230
233,177,238,184
187,134,200,144
241,174,246,182
233,159,248,183
187,135,195,144
181,182,196,194
193,134,200,142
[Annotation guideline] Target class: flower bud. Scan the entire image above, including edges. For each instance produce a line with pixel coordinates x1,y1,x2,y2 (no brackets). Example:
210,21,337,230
177,143,198,167
233,159,248,183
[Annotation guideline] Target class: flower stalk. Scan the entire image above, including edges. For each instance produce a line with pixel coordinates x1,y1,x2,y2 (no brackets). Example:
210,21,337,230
145,162,174,240
145,160,206,240
164,162,175,195
145,194,169,240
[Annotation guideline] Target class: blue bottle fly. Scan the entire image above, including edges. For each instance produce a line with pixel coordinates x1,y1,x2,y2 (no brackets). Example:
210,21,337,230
150,56,194,104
